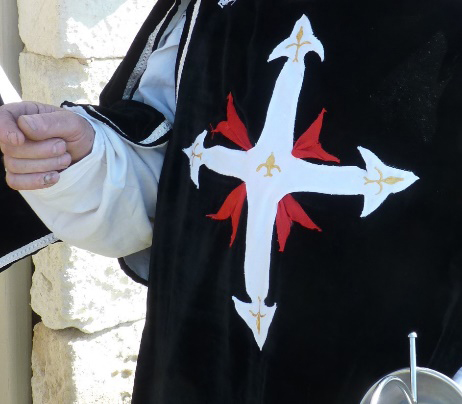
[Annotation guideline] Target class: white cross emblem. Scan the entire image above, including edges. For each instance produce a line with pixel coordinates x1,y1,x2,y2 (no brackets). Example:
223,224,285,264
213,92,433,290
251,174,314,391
183,15,418,349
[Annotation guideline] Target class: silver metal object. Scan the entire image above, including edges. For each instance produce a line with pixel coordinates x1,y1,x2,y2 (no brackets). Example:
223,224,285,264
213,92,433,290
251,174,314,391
368,375,414,404
361,368,462,404
361,332,462,403
409,332,418,403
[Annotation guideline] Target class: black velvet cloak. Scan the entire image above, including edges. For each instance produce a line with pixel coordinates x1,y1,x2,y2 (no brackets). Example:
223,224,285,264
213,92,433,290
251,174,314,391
2,0,462,402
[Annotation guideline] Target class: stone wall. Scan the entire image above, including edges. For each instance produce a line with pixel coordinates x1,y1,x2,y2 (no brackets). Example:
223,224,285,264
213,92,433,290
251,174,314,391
17,0,156,402
1,5,30,403
18,0,156,104
0,0,22,92
31,245,146,404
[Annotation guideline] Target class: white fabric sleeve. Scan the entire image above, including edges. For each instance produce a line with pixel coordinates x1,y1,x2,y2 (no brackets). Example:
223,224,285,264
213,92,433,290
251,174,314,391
132,13,186,123
20,112,166,258
19,14,187,258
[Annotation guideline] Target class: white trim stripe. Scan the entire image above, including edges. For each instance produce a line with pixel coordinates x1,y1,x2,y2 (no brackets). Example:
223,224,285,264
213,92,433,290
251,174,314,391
87,105,126,135
123,2,178,100
0,233,59,269
176,0,201,101
140,120,172,145
87,105,169,147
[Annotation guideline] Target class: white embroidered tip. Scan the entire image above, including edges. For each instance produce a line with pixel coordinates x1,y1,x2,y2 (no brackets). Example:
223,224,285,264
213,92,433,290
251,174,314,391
232,296,277,350
183,130,208,189
268,15,324,64
358,146,419,217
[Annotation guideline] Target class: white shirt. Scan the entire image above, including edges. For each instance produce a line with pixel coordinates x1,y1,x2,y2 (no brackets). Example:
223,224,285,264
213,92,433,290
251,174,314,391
20,14,186,258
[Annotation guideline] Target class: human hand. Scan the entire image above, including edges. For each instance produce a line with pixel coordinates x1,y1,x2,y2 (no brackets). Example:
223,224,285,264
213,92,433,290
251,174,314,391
0,101,95,190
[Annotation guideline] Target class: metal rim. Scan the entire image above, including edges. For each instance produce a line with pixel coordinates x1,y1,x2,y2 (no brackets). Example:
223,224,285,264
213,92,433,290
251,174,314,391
361,367,462,404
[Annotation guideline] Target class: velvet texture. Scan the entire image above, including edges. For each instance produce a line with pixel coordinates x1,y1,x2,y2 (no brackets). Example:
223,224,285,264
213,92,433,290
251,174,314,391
63,100,172,146
127,0,462,403
0,0,461,401
0,161,55,270
0,95,56,271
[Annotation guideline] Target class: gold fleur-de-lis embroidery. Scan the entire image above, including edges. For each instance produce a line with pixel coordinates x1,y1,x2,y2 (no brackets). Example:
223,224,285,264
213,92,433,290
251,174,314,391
256,152,281,177
190,143,203,166
364,167,404,195
249,297,266,335
285,26,311,62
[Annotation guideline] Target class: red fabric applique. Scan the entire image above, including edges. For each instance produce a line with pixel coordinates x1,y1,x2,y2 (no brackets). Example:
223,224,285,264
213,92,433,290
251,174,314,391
211,93,253,151
292,108,340,163
209,102,332,251
207,183,247,246
276,194,321,252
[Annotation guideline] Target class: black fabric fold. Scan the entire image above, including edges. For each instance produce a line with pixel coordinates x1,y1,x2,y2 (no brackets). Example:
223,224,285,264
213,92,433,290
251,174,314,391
0,93,57,271
0,172,57,271
118,257,149,287
0,0,178,275
63,100,172,147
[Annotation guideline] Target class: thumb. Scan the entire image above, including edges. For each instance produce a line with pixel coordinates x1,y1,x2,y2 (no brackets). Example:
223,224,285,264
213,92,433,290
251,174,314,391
18,110,95,162
0,101,60,146
18,110,89,143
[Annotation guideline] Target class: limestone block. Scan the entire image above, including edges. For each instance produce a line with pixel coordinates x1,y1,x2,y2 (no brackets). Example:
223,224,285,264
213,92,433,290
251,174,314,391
18,0,157,59
19,51,121,105
32,320,144,404
31,243,147,333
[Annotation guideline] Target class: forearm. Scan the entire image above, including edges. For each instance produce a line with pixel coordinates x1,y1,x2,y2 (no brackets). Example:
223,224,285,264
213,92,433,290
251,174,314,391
20,110,165,257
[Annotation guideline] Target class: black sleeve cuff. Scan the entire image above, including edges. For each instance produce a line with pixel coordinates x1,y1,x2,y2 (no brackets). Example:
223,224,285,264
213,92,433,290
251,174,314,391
62,99,172,147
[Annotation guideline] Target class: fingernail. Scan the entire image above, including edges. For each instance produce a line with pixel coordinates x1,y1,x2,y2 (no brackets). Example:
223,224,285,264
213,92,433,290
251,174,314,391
58,153,71,168
43,172,58,186
22,116,37,131
53,141,66,155
7,131,19,145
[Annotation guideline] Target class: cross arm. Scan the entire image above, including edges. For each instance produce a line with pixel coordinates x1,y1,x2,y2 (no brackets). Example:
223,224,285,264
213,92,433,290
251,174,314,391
183,130,249,188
